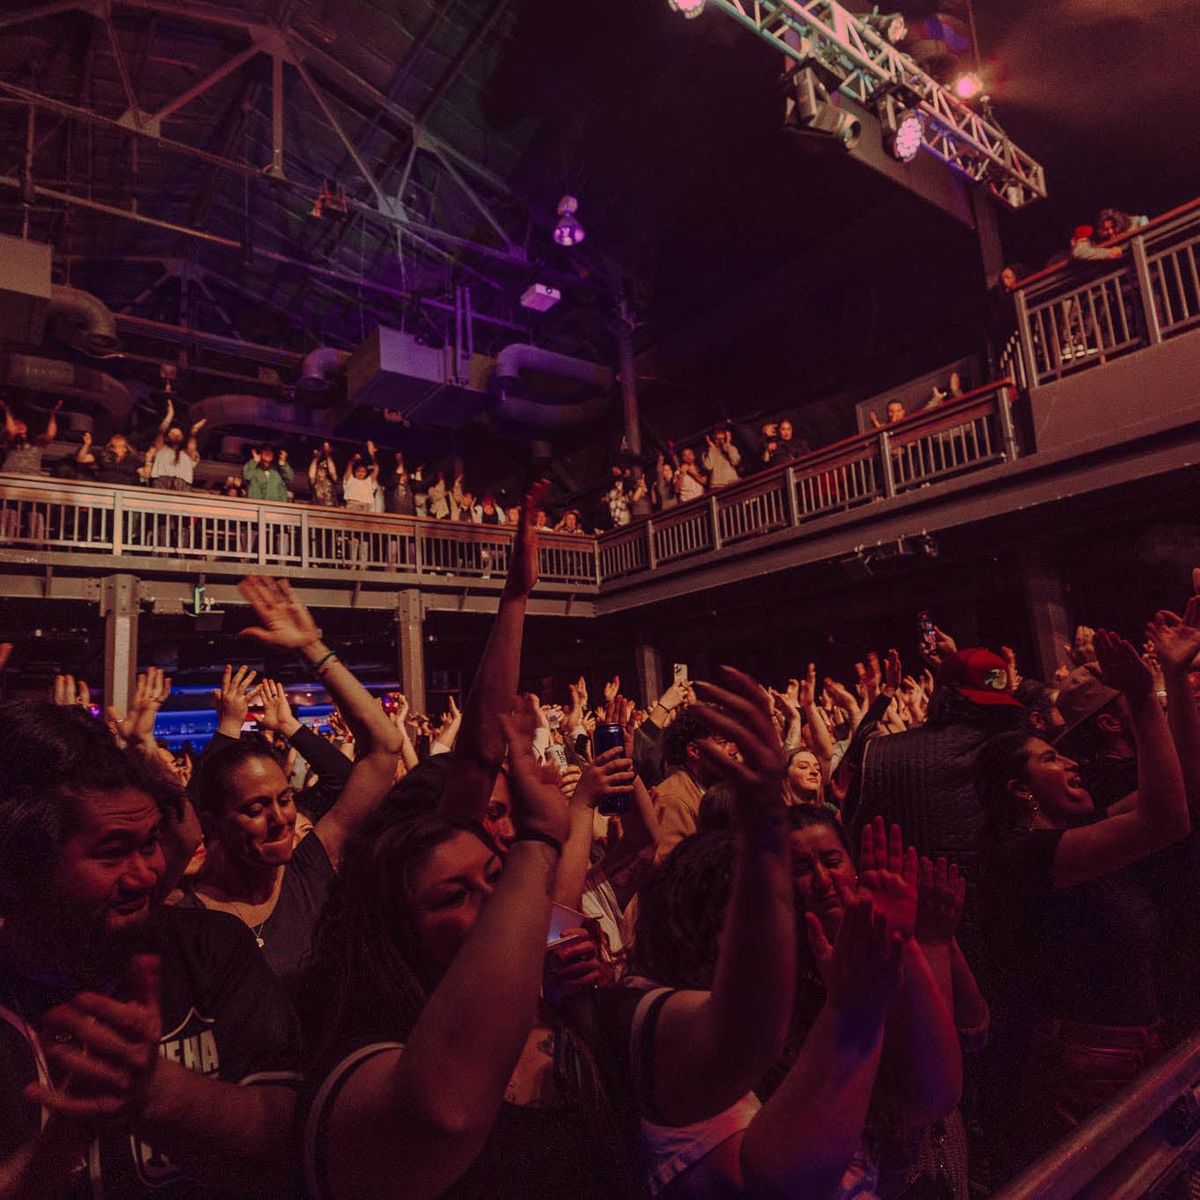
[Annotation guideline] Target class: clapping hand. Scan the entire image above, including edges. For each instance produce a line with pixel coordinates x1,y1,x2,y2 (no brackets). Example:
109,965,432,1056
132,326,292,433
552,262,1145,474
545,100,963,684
915,856,966,946
857,816,918,940
213,663,258,732
1064,624,1097,668
1093,628,1154,700
107,666,172,748
1146,596,1200,676
53,674,91,709
255,679,300,737
807,894,902,1027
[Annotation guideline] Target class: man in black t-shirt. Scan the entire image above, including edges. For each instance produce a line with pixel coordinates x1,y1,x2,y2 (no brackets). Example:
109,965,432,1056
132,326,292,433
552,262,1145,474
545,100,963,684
0,703,302,1199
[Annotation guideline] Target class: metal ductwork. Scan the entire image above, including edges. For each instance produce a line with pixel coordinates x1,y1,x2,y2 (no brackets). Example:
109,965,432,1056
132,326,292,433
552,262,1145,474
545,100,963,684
1,352,132,423
186,394,340,441
48,284,120,355
492,343,613,430
297,346,351,392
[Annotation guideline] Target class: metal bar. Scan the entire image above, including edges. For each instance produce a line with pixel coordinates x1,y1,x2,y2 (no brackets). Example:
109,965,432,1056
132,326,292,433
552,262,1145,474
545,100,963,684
269,49,284,178
1014,290,1040,389
0,0,85,30
878,431,896,498
154,41,261,124
105,17,142,128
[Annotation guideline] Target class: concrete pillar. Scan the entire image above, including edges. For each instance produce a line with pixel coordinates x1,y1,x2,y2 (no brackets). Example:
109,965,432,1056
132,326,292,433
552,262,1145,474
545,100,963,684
1018,545,1073,683
395,589,426,714
102,573,139,715
635,641,664,709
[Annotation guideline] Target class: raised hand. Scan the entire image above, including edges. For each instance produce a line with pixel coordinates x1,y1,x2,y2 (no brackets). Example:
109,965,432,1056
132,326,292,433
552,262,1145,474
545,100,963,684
884,648,902,694
1065,624,1097,668
237,575,322,650
1146,598,1200,676
603,675,621,707
53,674,91,709
544,928,608,1004
921,626,957,667
1000,646,1021,693
857,816,918,940
824,676,860,719
1093,628,1154,699
498,695,571,846
255,679,300,736
915,856,966,946
213,663,258,732
574,745,636,810
691,666,786,830
504,480,549,599
28,955,162,1129
806,894,902,1025
107,666,172,747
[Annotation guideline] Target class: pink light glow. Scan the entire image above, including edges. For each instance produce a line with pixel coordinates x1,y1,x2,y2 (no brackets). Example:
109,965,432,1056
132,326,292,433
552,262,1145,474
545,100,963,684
954,72,983,100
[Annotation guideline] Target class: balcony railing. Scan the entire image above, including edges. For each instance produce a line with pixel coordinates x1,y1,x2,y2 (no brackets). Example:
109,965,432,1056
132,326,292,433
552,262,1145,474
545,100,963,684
598,380,1019,585
0,381,1019,592
1015,198,1200,388
0,478,599,589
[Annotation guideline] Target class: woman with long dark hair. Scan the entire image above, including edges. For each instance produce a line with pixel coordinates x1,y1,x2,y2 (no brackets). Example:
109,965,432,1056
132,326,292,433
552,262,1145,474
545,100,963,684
974,629,1188,1158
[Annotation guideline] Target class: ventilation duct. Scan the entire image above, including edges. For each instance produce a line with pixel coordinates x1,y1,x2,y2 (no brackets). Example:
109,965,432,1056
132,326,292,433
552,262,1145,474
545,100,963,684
48,284,120,355
297,346,350,392
185,394,340,441
491,343,613,431
0,352,132,423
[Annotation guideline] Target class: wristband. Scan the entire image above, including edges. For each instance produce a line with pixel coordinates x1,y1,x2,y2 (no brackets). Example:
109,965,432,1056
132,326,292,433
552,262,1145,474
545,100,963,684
513,830,563,857
310,649,338,674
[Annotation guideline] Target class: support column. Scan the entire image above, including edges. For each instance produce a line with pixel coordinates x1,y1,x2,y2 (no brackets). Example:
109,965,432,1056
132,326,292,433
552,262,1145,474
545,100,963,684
616,297,641,457
102,574,139,715
1018,545,1073,684
972,186,1005,287
395,589,426,714
635,641,664,709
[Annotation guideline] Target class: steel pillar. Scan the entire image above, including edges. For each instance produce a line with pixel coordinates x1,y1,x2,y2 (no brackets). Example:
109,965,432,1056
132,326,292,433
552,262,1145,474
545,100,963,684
616,303,641,457
635,641,664,709
1017,545,1073,685
101,573,139,714
395,588,426,715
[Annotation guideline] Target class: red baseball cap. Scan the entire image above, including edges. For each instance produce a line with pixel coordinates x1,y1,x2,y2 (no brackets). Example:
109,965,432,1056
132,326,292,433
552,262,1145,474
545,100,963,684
1073,224,1094,240
939,648,1023,707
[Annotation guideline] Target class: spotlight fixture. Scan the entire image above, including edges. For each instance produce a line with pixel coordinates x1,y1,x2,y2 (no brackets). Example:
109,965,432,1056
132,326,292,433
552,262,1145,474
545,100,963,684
553,195,586,247
886,108,924,162
520,282,562,312
784,67,862,149
668,0,706,16
953,72,983,101
863,8,907,44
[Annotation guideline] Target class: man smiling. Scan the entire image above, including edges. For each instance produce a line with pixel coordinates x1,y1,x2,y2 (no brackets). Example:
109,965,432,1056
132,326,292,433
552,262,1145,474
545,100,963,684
0,703,301,1199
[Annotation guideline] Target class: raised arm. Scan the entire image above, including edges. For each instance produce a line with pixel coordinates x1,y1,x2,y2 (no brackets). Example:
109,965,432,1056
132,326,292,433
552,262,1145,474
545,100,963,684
321,702,568,1200
75,430,95,464
646,668,795,1126
1146,585,1200,811
237,575,403,868
439,482,548,824
1053,630,1189,888
38,400,61,446
158,397,174,434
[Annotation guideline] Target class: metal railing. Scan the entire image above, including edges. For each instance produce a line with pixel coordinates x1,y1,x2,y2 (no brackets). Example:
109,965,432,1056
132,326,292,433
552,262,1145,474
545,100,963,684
0,382,1019,591
1015,199,1200,388
994,1029,1200,1200
0,478,599,587
594,381,1019,586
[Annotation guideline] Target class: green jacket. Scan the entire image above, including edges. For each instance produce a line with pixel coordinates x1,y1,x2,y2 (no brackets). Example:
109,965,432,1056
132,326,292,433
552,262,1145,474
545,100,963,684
243,458,294,502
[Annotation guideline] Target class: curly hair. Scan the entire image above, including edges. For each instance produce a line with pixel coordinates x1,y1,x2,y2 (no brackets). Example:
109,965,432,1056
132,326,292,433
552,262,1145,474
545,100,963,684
0,702,182,915
663,706,714,768
631,831,736,990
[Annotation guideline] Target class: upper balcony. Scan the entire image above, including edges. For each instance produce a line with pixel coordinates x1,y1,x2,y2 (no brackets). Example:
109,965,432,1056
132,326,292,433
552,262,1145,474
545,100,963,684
2,201,1200,617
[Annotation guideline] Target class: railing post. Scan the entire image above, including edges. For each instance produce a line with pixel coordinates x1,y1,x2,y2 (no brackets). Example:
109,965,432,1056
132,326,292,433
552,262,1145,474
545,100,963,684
299,510,310,570
784,466,799,527
412,519,423,576
1130,234,1163,345
997,386,1020,459
112,490,124,555
1014,289,1039,389
878,431,897,498
257,506,267,566
646,519,657,570
594,534,603,586
709,496,722,551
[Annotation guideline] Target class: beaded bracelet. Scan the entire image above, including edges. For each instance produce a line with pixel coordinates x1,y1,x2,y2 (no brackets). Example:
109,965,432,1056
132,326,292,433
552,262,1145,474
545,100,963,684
310,649,338,674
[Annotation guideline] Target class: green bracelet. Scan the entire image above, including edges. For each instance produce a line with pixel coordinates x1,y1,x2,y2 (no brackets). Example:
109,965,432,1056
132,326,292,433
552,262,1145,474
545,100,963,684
310,649,338,674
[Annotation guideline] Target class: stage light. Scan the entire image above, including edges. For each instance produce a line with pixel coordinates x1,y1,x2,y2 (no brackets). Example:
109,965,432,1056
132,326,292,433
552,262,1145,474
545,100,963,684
784,67,862,149
953,72,983,100
668,0,706,16
553,195,586,247
863,9,907,44
886,108,924,162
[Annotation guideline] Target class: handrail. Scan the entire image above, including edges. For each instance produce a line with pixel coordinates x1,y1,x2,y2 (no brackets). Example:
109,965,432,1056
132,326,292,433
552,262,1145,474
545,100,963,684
994,1028,1200,1200
1013,196,1200,292
598,378,1016,543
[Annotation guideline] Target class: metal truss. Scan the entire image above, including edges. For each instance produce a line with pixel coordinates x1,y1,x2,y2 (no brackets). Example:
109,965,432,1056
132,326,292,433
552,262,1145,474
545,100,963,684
709,0,1047,208
0,0,531,294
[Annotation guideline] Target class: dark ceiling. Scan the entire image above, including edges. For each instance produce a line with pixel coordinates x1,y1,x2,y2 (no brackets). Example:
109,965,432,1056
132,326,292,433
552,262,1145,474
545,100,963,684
0,0,1195,466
